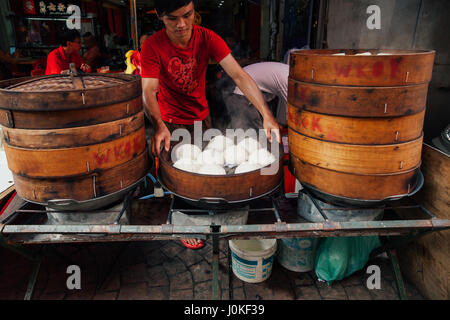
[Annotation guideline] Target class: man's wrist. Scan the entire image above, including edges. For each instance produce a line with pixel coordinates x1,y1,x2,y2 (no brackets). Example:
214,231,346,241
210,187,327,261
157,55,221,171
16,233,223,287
154,119,165,129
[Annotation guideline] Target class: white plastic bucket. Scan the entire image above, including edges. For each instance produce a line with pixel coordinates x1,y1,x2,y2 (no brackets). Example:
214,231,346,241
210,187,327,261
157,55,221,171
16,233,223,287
277,238,319,272
229,239,277,283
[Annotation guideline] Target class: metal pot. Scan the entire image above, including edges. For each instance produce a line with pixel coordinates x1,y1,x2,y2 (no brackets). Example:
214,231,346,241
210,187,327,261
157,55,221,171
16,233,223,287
158,141,283,209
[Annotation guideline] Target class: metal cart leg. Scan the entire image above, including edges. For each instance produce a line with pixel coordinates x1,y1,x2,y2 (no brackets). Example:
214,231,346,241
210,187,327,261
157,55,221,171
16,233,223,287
212,233,220,300
0,235,42,300
228,241,233,300
386,248,407,300
24,258,42,300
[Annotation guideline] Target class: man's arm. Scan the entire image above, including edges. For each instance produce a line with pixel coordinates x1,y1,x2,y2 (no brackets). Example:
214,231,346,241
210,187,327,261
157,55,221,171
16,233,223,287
142,77,171,156
219,54,280,143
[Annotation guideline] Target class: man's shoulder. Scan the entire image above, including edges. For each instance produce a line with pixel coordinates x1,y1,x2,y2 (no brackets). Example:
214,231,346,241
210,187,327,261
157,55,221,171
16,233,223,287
194,25,217,38
48,46,61,57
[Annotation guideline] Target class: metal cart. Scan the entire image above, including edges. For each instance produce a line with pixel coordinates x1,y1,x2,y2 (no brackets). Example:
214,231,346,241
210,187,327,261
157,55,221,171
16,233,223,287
1,182,449,301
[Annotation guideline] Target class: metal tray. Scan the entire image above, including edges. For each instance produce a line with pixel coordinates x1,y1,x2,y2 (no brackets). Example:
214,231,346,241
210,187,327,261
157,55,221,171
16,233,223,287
302,171,424,207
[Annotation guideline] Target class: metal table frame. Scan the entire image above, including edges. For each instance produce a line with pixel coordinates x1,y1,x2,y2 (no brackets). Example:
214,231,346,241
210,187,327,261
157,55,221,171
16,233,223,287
1,189,449,300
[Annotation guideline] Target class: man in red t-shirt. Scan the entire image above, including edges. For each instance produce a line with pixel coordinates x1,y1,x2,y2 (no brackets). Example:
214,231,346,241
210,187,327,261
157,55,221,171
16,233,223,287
45,30,91,75
141,0,280,249
141,0,280,157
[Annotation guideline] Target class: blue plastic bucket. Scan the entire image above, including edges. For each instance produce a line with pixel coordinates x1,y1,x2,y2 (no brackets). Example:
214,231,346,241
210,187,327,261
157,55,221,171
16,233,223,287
229,239,277,283
277,237,319,272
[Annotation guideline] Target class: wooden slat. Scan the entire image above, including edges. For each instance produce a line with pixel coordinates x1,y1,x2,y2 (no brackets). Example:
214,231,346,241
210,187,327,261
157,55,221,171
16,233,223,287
3,111,144,148
4,127,146,177
288,107,425,144
288,129,423,174
413,144,450,216
290,154,420,200
396,144,449,300
0,185,14,203
0,191,26,224
287,79,428,117
289,49,435,86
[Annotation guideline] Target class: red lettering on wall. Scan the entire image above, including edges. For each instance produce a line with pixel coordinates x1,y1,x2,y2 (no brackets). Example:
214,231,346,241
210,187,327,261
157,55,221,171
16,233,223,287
311,117,323,133
372,61,384,77
334,63,352,77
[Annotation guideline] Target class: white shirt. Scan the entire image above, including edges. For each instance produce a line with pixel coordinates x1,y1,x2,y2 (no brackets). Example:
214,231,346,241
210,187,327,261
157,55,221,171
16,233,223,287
234,62,289,126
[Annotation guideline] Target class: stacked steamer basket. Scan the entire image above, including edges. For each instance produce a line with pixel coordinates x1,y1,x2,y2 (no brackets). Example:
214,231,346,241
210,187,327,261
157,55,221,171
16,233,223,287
0,73,149,221
277,49,435,273
287,49,435,204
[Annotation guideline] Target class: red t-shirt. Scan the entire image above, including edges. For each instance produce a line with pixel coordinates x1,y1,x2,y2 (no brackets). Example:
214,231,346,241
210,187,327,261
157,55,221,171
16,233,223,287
141,25,231,124
45,46,84,75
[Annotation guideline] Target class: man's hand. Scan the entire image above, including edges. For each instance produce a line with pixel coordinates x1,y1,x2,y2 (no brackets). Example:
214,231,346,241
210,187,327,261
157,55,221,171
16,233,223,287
80,63,91,73
152,121,171,156
263,115,281,144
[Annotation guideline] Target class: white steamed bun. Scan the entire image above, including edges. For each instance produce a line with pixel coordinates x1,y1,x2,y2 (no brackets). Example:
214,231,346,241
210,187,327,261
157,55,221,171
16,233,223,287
248,148,276,167
173,158,199,173
197,164,227,175
197,148,225,166
237,137,261,155
224,145,248,166
234,162,262,174
173,143,201,162
205,135,234,152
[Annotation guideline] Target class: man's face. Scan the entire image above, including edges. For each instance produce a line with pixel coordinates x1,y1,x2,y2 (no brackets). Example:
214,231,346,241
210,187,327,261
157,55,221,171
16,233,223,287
83,36,92,47
159,2,195,41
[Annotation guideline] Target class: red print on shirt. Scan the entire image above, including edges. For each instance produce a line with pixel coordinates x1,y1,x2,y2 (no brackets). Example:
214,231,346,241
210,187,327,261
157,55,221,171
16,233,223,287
168,56,199,94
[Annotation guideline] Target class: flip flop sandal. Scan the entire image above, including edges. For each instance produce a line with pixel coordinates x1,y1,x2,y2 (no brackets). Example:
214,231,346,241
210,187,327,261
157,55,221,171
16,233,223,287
180,239,205,250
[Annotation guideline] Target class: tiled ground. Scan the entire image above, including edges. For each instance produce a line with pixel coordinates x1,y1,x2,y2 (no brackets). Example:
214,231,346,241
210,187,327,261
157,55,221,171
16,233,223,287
0,239,424,300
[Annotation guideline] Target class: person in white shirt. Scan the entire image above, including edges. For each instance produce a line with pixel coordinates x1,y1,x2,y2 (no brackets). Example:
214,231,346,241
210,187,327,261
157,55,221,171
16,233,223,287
214,61,289,131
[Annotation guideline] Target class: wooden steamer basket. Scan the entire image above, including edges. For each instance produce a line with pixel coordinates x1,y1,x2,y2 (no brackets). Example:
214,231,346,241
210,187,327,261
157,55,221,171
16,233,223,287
288,49,435,203
0,74,149,211
158,143,283,209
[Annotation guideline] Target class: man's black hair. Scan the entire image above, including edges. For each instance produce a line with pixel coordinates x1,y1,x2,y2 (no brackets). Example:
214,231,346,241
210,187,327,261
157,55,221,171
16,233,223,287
59,29,81,47
154,0,195,17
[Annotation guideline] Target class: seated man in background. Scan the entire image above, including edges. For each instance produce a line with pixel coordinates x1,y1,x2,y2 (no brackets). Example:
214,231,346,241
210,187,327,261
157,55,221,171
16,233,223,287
45,30,91,75
82,32,102,71
125,32,152,75
0,49,17,80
